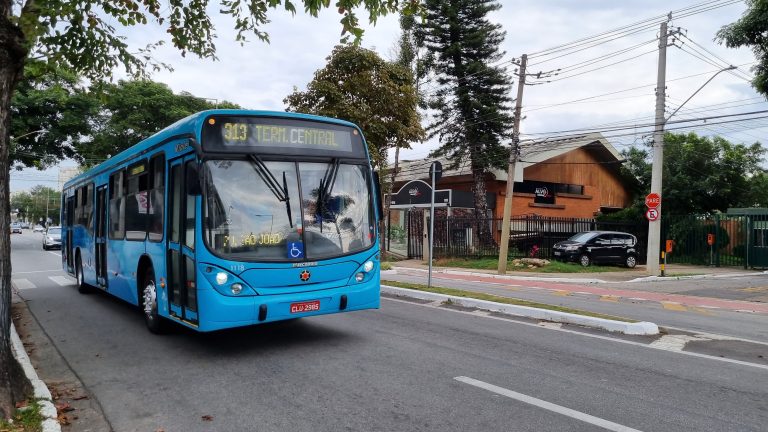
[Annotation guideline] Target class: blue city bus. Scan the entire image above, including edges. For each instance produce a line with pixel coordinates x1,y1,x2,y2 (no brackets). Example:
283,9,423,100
61,110,382,333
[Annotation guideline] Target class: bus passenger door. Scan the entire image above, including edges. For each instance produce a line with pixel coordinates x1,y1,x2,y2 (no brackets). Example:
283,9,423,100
95,186,108,288
167,156,199,325
65,196,75,274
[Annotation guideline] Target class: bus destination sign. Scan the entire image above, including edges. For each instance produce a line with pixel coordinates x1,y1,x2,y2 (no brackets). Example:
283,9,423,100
202,116,362,157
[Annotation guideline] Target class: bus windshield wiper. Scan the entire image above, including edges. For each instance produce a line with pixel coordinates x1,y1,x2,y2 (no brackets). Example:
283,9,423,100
316,159,340,230
248,154,293,228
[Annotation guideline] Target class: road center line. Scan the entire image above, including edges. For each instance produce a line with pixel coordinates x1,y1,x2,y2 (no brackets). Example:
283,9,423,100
454,376,644,432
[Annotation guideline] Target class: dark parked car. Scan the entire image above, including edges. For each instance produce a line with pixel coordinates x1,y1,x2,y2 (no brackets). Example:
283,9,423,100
552,231,639,268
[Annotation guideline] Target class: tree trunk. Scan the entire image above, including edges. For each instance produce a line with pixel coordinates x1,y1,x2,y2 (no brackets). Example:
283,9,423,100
381,144,402,258
470,159,495,248
0,7,32,419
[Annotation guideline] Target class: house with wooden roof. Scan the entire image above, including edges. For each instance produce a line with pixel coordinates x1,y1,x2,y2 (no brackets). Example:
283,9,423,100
388,132,633,219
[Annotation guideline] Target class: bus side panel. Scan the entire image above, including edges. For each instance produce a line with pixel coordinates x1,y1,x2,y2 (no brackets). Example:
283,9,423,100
106,239,145,305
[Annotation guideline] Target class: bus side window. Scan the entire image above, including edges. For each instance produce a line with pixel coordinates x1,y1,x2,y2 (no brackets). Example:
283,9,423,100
86,183,94,234
148,154,165,242
125,160,149,241
109,170,125,239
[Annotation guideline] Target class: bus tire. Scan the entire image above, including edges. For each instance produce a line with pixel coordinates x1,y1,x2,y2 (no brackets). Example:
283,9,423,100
76,254,90,294
142,268,165,334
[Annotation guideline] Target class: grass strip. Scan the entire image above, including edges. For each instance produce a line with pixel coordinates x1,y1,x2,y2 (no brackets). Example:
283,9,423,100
435,258,629,273
0,400,43,432
381,279,637,323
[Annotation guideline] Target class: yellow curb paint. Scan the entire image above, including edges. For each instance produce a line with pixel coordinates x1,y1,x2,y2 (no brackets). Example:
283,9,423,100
690,306,714,315
600,295,620,302
739,286,768,293
661,301,688,311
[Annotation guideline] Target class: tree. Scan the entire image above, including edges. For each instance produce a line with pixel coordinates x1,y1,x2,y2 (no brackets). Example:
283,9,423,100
11,186,61,226
417,0,514,244
11,61,97,170
717,0,768,95
620,132,765,215
0,0,421,419
284,44,424,170
78,80,240,165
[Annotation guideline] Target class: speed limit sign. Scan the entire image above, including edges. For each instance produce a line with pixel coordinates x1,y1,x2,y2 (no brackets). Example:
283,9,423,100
645,208,660,221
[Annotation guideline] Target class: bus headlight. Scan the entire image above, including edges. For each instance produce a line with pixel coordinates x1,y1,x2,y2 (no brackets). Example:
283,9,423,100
355,272,365,282
363,261,374,272
230,283,243,295
215,272,229,285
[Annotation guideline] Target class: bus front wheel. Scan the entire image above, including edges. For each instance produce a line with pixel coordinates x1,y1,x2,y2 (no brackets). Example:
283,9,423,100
142,268,165,334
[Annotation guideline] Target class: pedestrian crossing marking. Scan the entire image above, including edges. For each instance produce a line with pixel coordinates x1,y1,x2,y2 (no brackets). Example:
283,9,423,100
11,279,35,290
49,276,73,287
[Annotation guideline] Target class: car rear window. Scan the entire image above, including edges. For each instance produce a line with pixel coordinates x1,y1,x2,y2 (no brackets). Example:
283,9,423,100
48,228,61,235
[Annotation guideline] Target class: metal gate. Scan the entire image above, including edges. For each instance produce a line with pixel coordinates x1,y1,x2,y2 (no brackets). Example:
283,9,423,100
407,209,424,259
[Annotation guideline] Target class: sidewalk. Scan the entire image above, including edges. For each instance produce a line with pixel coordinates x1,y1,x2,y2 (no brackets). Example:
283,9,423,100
387,259,768,314
390,259,764,283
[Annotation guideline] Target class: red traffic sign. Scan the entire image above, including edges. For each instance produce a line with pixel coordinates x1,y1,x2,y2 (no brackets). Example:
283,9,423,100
645,193,661,208
645,208,660,222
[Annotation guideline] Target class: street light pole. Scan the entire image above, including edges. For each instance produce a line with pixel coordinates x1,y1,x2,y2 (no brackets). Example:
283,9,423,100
645,37,736,275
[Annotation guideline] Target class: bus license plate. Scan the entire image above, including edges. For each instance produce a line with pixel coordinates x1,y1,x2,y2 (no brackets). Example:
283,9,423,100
290,300,320,314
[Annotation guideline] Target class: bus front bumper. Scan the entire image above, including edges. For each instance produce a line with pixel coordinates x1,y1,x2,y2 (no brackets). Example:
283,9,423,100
194,279,380,332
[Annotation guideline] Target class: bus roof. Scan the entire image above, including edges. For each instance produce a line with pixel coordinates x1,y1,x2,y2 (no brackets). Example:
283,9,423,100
63,109,361,189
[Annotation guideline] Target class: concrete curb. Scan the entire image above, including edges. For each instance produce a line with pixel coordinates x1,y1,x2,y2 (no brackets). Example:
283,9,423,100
382,285,659,335
10,323,61,432
628,270,768,283
391,266,608,284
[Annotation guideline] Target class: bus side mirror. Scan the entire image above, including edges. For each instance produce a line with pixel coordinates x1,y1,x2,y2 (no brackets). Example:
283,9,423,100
186,164,203,196
373,171,384,219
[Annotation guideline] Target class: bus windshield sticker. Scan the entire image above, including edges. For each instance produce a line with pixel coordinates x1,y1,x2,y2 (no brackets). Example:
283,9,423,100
287,242,304,259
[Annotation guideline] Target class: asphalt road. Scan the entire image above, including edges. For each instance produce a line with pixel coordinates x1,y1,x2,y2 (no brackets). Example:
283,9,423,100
10,231,768,432
384,269,768,343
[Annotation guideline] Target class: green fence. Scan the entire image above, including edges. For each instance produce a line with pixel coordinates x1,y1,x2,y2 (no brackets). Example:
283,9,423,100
661,214,749,267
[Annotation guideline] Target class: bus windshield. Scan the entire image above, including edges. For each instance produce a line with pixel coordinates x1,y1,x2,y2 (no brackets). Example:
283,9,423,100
204,159,374,261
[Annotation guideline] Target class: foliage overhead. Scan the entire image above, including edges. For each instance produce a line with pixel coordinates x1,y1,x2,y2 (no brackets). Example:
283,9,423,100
284,44,424,169
11,0,423,81
717,0,768,96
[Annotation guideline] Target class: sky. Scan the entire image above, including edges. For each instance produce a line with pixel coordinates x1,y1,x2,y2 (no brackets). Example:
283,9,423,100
10,0,761,192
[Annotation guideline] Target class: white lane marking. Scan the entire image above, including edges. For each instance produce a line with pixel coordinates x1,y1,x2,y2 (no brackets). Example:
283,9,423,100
382,297,768,371
47,251,62,257
454,376,644,432
49,276,73,287
14,269,62,275
11,279,35,290
648,335,709,351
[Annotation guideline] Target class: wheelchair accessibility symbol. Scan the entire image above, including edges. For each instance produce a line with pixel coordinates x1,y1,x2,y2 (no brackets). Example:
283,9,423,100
288,242,304,259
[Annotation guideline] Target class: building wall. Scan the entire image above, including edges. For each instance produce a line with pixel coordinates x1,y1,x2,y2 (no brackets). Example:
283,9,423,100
523,147,631,211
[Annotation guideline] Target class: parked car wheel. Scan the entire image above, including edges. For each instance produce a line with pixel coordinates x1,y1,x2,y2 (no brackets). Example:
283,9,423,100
625,254,637,268
579,254,591,267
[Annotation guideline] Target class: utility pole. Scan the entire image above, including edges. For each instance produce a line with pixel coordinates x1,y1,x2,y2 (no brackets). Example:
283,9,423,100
646,18,670,275
498,54,527,274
